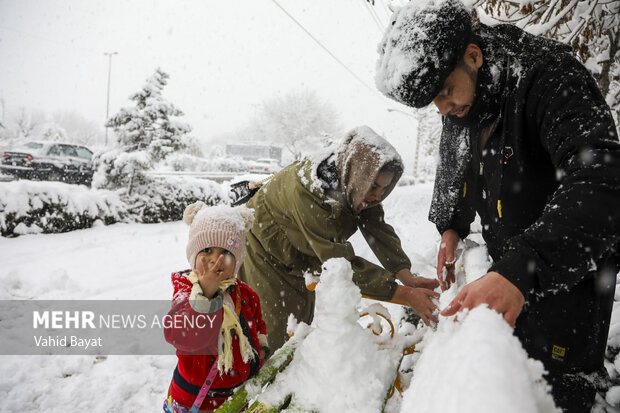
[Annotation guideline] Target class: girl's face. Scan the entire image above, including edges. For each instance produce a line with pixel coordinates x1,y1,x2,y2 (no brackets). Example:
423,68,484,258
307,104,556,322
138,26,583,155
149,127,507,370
357,171,394,211
195,247,236,278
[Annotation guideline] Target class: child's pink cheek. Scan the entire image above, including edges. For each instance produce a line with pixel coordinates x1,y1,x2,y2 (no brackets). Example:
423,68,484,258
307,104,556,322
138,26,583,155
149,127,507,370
224,255,235,267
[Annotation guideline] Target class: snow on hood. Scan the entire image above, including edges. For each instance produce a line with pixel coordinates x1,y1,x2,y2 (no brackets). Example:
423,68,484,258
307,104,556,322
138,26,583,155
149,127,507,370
303,126,404,211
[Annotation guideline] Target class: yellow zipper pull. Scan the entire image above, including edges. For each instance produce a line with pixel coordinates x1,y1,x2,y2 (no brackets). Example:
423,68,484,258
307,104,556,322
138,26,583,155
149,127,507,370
497,199,503,218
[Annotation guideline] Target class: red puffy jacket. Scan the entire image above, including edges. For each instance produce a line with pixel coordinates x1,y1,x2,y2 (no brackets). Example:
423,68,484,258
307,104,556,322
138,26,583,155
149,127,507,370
164,271,267,410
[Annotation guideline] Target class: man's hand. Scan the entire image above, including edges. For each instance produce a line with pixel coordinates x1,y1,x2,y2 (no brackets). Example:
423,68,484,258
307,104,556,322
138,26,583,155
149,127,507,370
437,229,460,291
393,285,440,326
196,254,230,299
396,269,440,290
440,271,525,327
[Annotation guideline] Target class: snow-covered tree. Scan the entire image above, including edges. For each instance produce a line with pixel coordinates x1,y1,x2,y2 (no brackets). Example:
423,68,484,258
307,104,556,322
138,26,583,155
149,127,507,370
40,122,68,142
53,110,103,146
0,107,103,148
0,107,47,147
468,0,620,128
106,67,191,161
414,105,442,182
95,68,193,189
250,89,341,161
374,0,619,128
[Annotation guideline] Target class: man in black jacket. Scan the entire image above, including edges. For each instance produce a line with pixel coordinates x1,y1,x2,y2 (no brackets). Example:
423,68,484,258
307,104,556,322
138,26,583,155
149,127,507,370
376,0,619,411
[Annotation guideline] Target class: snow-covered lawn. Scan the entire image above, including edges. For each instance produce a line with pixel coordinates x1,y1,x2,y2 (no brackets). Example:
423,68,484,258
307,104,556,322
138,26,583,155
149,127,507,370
0,183,618,412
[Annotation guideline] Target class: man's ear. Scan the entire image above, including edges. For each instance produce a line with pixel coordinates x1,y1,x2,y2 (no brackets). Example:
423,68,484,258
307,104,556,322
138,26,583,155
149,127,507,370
464,43,483,69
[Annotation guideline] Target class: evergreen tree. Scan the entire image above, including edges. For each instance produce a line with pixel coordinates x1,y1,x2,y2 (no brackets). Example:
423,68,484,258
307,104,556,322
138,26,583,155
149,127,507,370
95,68,193,189
106,67,192,162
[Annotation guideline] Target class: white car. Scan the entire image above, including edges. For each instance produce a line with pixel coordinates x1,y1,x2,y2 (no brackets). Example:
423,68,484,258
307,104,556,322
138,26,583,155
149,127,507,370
248,158,281,174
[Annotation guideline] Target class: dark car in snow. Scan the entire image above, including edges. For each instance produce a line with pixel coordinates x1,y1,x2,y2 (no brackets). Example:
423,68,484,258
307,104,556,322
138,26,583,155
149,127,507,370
0,141,94,185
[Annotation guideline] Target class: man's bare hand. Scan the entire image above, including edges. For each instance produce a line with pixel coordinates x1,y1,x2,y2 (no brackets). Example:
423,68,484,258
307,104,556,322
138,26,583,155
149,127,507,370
440,271,525,327
393,285,440,326
437,229,460,291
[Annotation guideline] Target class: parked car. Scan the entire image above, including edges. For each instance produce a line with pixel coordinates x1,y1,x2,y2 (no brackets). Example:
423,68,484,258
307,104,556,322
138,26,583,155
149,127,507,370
248,158,281,174
0,141,94,186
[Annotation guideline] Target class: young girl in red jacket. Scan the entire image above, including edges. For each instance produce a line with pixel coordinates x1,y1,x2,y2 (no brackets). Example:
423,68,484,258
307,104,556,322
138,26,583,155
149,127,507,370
163,202,269,413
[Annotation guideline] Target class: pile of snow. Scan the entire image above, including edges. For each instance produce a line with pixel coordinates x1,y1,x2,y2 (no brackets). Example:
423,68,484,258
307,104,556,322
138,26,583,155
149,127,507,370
257,258,403,412
403,306,559,413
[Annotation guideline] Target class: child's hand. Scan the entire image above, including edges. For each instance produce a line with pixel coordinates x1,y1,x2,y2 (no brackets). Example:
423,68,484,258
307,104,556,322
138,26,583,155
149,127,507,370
392,285,440,327
196,254,230,299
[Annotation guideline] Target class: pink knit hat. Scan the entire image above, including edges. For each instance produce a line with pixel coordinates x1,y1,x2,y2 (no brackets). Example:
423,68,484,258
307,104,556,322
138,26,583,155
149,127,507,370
183,202,255,277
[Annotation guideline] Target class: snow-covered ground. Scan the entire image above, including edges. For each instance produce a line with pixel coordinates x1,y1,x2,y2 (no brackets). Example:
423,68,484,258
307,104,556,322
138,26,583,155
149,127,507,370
0,183,618,411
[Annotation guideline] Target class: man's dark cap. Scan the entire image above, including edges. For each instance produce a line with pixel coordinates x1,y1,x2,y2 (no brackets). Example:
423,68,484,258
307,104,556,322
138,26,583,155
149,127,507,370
376,0,473,108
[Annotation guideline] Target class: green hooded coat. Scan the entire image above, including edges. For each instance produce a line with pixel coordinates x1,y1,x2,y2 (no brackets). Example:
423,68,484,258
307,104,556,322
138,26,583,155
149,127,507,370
239,127,411,350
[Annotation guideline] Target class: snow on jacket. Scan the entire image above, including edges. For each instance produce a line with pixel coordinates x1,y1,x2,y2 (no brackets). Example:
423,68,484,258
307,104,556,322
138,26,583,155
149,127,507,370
246,157,410,302
164,270,267,410
431,23,620,375
239,131,412,351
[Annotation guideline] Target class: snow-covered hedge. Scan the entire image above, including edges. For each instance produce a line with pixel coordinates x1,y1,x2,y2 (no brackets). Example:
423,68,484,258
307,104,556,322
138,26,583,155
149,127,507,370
0,181,126,237
125,175,228,223
0,176,229,237
156,153,250,173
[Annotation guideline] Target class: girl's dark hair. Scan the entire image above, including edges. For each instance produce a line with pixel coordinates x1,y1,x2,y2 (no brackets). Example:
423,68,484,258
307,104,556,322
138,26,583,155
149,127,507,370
381,160,404,175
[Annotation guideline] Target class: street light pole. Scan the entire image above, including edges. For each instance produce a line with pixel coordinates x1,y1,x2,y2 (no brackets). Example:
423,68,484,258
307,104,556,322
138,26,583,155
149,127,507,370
387,108,421,177
104,51,118,147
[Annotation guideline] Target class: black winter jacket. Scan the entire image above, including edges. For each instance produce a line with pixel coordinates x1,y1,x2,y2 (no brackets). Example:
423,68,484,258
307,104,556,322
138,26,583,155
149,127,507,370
430,24,620,375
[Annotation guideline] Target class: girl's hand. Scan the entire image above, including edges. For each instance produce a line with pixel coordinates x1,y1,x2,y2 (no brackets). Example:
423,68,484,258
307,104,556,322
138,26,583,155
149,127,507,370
196,254,230,298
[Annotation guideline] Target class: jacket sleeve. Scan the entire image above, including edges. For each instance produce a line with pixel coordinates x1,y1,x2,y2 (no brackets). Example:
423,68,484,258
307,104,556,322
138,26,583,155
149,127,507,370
358,204,411,274
164,273,223,353
490,54,620,299
439,172,476,240
290,186,399,302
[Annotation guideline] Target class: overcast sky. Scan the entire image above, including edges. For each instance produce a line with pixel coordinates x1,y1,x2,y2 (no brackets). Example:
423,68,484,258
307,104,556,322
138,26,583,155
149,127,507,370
0,0,421,169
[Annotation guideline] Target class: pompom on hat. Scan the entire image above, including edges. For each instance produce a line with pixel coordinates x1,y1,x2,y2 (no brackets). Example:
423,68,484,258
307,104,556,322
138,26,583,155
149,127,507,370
183,202,255,277
375,0,473,108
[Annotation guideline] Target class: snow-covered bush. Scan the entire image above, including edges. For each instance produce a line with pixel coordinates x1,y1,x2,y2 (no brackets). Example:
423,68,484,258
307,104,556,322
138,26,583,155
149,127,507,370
92,149,152,189
156,153,250,173
0,181,126,237
124,175,228,223
0,174,229,237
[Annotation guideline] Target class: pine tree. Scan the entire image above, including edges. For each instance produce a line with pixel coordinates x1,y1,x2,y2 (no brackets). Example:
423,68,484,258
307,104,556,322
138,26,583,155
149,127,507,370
95,68,193,189
106,67,191,162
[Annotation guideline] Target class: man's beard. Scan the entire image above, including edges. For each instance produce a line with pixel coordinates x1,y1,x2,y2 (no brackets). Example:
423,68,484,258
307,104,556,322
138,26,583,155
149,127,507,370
447,60,502,130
